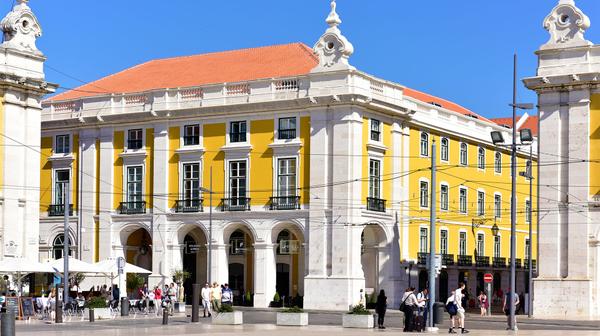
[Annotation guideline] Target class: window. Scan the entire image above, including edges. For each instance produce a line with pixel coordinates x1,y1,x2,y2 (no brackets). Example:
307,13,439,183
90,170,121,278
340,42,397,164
525,200,531,223
419,228,428,253
477,233,485,255
525,238,531,260
478,147,485,169
55,135,70,154
495,152,502,173
370,119,381,142
52,234,72,260
183,124,200,146
477,191,485,216
230,121,247,143
420,132,429,156
369,159,381,199
440,184,449,211
229,161,247,201
127,129,143,150
229,230,245,255
460,143,468,166
459,187,467,214
54,170,70,205
494,236,501,259
127,166,143,204
278,117,297,140
440,137,449,162
420,181,429,208
182,163,200,201
495,194,502,218
277,158,297,197
440,229,448,255
459,232,467,256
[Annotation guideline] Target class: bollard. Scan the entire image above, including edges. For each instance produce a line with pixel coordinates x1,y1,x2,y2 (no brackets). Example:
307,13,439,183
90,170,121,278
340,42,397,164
191,284,200,322
1,312,16,336
120,297,129,317
88,308,95,323
55,299,63,324
162,308,169,325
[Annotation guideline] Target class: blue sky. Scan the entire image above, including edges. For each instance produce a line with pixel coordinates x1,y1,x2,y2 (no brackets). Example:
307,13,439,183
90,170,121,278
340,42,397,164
26,0,600,119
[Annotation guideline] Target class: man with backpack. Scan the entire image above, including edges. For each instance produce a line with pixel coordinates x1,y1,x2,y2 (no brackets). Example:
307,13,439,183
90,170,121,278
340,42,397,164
400,287,418,332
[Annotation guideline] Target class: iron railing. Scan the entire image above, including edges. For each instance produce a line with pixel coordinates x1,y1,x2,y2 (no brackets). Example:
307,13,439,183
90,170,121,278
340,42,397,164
457,255,473,266
278,129,296,140
119,201,146,215
366,197,386,212
175,199,203,213
493,257,507,268
221,197,251,211
442,254,455,266
270,196,300,210
48,204,73,217
476,256,490,267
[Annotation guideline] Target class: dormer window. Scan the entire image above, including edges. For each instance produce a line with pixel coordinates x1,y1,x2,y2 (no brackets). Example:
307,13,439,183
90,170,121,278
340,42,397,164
55,134,70,154
370,119,381,142
128,129,143,150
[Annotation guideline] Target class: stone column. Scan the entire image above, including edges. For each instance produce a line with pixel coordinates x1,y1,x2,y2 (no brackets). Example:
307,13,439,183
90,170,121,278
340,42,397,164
78,129,98,262
253,243,277,308
209,243,229,285
151,123,169,285
98,127,114,260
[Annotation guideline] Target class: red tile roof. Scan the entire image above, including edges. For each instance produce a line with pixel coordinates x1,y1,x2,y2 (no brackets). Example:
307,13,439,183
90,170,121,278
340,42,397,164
403,87,490,122
491,115,539,136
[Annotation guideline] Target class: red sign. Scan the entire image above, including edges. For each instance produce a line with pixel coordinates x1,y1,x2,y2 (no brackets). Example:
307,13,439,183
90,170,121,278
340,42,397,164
484,273,493,283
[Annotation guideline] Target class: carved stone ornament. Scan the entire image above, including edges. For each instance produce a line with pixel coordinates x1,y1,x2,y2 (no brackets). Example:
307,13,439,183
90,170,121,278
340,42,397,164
1,0,43,55
541,0,591,50
311,0,355,72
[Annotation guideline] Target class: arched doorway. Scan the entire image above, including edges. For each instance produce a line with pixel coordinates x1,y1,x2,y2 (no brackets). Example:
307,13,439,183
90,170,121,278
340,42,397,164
493,272,502,297
226,228,254,304
271,224,305,307
179,226,208,304
52,234,74,259
361,224,387,296
125,228,152,272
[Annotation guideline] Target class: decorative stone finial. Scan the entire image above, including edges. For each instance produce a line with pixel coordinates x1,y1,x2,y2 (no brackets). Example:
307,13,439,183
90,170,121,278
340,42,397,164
311,0,354,72
1,0,43,55
541,0,591,50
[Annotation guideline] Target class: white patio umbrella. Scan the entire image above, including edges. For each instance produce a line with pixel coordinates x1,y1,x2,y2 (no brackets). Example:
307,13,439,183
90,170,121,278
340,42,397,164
94,258,151,277
0,257,55,296
48,257,102,274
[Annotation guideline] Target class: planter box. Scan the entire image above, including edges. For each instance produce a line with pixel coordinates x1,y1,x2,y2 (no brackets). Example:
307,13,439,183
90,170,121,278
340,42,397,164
212,311,243,325
174,302,186,313
276,312,309,326
92,308,112,320
342,314,374,329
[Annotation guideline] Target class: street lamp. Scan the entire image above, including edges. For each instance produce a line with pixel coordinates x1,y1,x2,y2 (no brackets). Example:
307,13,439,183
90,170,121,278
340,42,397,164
491,222,499,237
488,53,534,331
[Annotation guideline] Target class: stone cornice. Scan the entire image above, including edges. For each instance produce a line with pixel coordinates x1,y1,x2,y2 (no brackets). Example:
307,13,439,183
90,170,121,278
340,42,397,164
523,72,600,92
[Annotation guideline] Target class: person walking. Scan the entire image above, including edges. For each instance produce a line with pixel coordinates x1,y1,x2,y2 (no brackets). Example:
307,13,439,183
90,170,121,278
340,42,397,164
221,283,233,306
417,288,429,326
478,291,488,316
211,282,222,312
375,289,387,329
153,286,162,316
446,290,458,334
201,283,212,317
454,282,469,334
167,283,177,315
503,288,520,330
401,287,418,332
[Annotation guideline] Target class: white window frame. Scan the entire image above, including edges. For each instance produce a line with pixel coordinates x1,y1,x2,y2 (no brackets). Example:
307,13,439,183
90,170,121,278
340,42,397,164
52,168,72,205
54,134,71,154
460,142,468,166
494,192,502,218
181,124,201,147
419,178,429,209
273,113,301,143
227,120,249,144
179,160,202,201
277,117,298,141
477,232,485,256
477,190,485,216
276,156,298,197
369,158,382,199
494,234,501,259
440,182,449,211
420,131,429,157
495,151,502,174
369,118,382,143
440,229,448,255
225,158,249,199
440,137,449,162
478,146,486,170
459,230,467,256
459,187,468,214
419,227,428,253
124,164,144,203
125,128,145,152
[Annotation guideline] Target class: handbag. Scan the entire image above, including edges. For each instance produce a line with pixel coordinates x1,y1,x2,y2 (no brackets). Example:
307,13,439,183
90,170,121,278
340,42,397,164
399,294,411,312
446,301,457,315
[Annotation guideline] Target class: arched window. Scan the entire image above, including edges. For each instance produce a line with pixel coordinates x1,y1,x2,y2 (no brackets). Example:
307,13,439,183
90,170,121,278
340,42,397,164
460,143,468,166
52,234,72,260
478,147,485,170
495,151,502,173
440,137,449,162
420,132,429,156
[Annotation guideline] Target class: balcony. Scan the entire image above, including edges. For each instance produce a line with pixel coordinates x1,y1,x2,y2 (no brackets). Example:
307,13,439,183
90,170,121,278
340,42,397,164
476,256,490,267
270,196,300,210
442,254,455,266
417,252,427,265
278,129,296,140
221,197,251,211
48,204,73,217
175,199,203,213
457,255,472,267
119,201,146,215
515,258,522,268
366,197,386,213
493,257,506,268
525,259,537,270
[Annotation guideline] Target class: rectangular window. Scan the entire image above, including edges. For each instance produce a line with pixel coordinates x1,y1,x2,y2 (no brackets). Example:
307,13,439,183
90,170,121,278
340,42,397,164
183,124,200,146
54,169,70,205
495,152,502,174
440,230,448,255
230,121,247,143
55,135,70,154
420,132,429,156
277,158,297,197
440,184,449,211
369,159,381,199
229,236,245,255
477,233,485,255
460,143,468,166
459,232,467,256
229,161,247,200
495,194,502,218
420,181,429,208
370,119,381,142
525,238,531,260
182,163,200,201
477,191,485,216
419,228,428,253
478,147,486,170
459,188,467,214
440,137,449,162
525,200,531,223
127,129,143,150
278,117,297,140
126,166,143,203
494,236,501,259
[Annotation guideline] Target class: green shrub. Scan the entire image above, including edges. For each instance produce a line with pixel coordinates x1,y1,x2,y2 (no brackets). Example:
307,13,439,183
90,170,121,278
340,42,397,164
348,304,371,315
369,292,377,304
273,292,281,302
282,306,304,313
87,297,107,309
245,291,252,303
219,304,234,313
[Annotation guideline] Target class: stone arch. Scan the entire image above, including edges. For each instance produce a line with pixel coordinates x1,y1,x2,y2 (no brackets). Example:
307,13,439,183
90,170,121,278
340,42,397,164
270,220,306,301
269,219,305,244
222,220,258,244
120,224,152,272
361,222,389,297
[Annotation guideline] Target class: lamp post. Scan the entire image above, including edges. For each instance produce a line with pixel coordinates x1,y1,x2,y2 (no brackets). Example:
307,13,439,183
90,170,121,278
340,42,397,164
490,53,534,331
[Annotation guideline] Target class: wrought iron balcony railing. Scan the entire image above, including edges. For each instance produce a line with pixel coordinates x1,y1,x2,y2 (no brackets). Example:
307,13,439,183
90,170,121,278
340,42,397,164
175,199,204,213
48,204,73,217
457,255,473,266
442,254,455,266
221,197,251,211
493,257,507,268
476,256,490,267
417,252,427,265
119,201,146,215
278,129,296,140
366,197,386,212
270,196,300,210
515,258,522,268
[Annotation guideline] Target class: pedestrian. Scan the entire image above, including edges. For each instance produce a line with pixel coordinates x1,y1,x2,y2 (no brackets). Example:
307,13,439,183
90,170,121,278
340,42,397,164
167,283,177,315
478,291,488,316
401,287,418,332
221,283,233,306
153,286,162,316
201,283,212,317
417,288,429,325
358,288,365,306
446,290,458,334
211,282,222,312
503,288,520,330
112,285,120,307
454,282,469,334
375,289,387,329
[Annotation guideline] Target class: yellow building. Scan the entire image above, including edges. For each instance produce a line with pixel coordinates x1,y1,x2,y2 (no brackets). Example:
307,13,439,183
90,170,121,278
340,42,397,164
37,1,536,309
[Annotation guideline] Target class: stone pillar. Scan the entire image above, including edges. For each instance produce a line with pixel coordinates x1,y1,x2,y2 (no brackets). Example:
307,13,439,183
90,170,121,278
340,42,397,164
98,127,114,260
78,129,98,262
209,243,229,285
151,123,169,285
253,243,277,308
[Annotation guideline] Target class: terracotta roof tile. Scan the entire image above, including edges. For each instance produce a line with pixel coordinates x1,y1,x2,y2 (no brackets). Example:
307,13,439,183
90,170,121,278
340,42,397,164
403,87,491,123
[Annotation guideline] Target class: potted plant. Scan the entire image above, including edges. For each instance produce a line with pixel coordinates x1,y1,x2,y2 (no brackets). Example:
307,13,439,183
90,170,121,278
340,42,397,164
88,297,111,320
366,292,377,309
212,304,243,325
171,269,190,313
244,291,253,307
126,273,144,297
269,292,282,308
277,306,308,326
343,304,374,329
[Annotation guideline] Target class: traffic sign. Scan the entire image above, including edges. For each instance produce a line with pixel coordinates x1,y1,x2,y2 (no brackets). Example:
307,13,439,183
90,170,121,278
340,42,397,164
484,273,493,283
117,257,126,275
